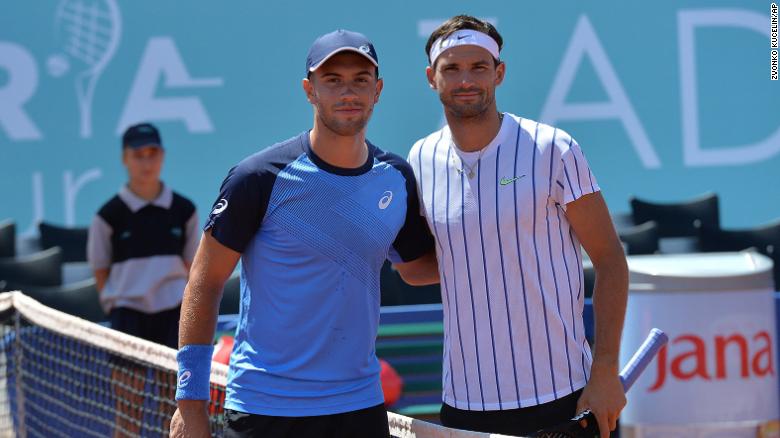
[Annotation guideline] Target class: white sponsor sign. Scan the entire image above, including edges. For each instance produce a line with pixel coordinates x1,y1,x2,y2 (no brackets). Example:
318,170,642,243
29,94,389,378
621,288,778,429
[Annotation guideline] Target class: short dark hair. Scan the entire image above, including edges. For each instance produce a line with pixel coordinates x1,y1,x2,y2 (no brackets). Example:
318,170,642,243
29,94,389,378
425,15,503,67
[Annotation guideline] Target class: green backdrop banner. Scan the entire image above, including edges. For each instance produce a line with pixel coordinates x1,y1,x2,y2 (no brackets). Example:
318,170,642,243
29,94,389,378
1,1,777,234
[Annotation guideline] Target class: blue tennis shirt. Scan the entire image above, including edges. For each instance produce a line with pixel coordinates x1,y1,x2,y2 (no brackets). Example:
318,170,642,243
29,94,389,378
204,132,433,416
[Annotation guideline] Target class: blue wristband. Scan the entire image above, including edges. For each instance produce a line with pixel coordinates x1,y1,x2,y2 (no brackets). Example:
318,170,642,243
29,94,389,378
175,344,214,401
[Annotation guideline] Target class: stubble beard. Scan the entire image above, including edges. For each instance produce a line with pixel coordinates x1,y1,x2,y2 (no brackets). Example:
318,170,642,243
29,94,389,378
441,88,495,120
318,104,373,137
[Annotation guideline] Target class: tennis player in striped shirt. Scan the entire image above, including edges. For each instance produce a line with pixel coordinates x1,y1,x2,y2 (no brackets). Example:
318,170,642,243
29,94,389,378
404,15,629,438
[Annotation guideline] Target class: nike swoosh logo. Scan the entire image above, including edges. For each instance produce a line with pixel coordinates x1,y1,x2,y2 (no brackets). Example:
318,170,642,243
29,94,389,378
499,175,526,185
457,35,470,40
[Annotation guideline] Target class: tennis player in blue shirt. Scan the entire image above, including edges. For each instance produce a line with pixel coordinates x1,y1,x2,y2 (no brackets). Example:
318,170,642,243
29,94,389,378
169,29,437,438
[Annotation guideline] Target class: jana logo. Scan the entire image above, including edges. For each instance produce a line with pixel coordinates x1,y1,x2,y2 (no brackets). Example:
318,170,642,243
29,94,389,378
49,0,122,138
647,330,775,391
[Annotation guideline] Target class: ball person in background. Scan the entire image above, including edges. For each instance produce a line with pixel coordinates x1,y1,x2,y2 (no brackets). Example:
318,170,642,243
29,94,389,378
87,122,200,435
87,122,199,348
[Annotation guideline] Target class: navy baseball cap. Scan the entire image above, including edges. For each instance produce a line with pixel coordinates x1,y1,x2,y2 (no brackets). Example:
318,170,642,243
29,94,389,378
122,123,162,149
306,29,379,74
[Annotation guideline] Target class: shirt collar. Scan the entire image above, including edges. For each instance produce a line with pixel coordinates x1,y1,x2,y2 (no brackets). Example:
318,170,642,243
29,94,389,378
448,111,512,163
118,183,172,213
301,130,376,176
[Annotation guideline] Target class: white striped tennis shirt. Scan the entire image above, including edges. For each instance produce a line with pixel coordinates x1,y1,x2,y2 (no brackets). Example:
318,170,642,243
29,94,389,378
408,113,600,411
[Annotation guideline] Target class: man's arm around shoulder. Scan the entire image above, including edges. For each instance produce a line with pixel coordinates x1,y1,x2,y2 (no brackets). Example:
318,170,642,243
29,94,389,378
170,231,240,438
393,250,440,286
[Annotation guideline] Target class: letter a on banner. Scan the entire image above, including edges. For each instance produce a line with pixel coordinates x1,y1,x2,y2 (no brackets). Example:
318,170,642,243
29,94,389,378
539,15,661,169
117,37,223,134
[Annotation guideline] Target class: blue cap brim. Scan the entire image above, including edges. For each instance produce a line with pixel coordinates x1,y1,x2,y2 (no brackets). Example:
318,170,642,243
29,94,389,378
308,47,379,72
125,141,163,149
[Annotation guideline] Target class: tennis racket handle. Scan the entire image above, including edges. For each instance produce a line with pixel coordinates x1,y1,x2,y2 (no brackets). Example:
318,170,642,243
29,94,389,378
619,328,668,392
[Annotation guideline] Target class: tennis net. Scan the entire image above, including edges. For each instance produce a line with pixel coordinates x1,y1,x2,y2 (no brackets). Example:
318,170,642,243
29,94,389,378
0,292,519,438
0,292,228,437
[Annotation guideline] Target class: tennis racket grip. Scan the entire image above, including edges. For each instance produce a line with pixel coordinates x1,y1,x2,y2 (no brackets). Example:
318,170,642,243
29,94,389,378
528,329,668,437
620,328,668,392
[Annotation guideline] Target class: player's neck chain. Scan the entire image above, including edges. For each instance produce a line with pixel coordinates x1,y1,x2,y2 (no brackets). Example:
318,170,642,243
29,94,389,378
454,150,484,179
453,112,503,179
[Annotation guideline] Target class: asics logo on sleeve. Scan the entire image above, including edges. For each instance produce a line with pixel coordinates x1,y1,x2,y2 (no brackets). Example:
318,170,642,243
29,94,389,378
212,199,228,215
378,191,393,210
499,175,526,186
